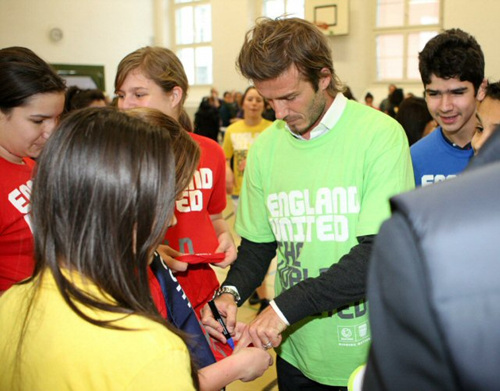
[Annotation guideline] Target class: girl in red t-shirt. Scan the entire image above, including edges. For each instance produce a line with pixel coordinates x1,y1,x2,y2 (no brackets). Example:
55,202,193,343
0,47,65,294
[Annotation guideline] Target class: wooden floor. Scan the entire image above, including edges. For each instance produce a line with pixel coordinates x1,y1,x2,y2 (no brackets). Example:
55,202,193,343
212,196,279,391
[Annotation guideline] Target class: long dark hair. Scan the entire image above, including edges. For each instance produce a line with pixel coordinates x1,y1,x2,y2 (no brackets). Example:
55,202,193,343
124,107,201,198
30,107,174,325
0,46,66,114
17,107,199,388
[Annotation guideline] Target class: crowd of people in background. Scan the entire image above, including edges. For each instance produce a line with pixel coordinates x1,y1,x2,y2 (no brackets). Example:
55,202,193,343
1,16,500,391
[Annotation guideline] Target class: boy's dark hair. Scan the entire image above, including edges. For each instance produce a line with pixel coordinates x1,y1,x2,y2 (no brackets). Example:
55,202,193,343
64,86,106,112
419,28,484,94
485,80,500,100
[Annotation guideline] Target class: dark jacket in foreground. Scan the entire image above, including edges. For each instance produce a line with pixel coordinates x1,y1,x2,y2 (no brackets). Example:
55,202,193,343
364,131,500,390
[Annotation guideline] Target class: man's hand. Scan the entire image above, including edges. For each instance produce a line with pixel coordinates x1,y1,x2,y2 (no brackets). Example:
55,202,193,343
201,294,238,341
236,304,287,351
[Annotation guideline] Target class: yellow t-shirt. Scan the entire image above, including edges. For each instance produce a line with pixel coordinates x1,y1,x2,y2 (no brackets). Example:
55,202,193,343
222,118,272,196
0,272,195,391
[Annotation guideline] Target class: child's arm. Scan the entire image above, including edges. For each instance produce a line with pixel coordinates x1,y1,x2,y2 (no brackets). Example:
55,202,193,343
198,347,273,391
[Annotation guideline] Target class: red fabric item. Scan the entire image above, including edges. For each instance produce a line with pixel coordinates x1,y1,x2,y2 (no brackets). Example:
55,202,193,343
148,267,168,318
0,157,36,292
176,252,225,264
163,133,227,317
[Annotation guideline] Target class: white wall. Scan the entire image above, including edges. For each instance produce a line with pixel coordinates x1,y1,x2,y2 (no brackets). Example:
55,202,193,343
186,0,255,110
0,0,154,97
443,0,499,82
324,0,376,102
1,0,498,112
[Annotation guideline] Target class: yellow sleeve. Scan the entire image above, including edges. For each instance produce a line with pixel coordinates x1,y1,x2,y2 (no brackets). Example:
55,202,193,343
222,127,234,159
126,348,196,391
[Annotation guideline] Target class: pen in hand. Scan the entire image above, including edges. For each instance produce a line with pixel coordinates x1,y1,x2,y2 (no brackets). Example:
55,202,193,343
208,300,235,350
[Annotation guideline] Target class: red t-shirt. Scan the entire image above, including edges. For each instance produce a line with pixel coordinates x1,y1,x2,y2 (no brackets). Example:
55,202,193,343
163,133,227,317
0,157,36,292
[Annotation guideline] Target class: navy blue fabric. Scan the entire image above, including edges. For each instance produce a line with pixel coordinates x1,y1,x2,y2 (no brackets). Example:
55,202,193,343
150,253,216,368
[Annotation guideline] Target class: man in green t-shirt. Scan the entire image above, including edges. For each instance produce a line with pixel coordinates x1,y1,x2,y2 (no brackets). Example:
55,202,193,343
202,17,414,389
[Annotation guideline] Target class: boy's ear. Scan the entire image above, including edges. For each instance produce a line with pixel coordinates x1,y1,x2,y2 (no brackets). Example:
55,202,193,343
477,78,488,101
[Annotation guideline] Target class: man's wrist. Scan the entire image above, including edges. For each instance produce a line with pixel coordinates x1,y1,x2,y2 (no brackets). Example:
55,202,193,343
214,285,241,304
270,299,290,326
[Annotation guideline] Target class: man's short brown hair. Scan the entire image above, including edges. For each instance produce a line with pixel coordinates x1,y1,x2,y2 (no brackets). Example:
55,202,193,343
236,17,342,96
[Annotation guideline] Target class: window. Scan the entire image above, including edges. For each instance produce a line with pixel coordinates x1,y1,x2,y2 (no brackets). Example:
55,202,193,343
262,0,304,19
174,0,212,85
375,0,441,82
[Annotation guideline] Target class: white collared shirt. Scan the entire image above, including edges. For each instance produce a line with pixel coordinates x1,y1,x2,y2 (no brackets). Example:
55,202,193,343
286,92,348,140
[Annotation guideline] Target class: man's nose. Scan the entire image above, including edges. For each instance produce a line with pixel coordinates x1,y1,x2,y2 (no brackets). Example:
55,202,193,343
273,101,288,119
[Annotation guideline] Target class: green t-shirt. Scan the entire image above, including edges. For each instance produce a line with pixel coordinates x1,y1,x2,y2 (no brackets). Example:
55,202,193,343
236,99,414,386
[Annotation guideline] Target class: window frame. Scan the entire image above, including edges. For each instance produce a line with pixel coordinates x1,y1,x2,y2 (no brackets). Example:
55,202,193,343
374,0,443,83
261,0,305,19
172,0,213,86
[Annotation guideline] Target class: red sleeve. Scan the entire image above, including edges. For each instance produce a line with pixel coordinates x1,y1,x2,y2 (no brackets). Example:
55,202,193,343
190,133,227,215
207,141,227,215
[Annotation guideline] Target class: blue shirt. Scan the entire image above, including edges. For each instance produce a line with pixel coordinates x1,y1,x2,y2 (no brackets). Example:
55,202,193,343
410,127,473,187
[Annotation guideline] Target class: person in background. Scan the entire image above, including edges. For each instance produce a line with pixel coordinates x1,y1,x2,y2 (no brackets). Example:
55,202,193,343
343,85,356,101
411,28,486,187
396,96,436,146
379,83,396,113
194,96,220,142
364,92,377,110
223,86,272,208
0,107,198,390
64,85,107,112
114,46,236,321
209,86,222,109
202,17,414,390
0,46,66,295
471,80,500,154
233,90,243,118
386,88,404,118
219,91,237,127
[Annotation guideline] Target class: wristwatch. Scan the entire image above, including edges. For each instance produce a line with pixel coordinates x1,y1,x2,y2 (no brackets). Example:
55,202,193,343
214,285,241,304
